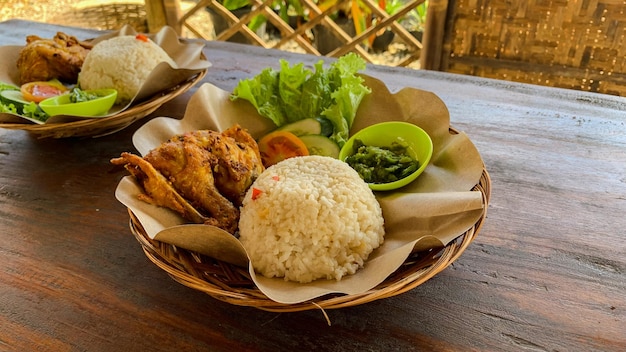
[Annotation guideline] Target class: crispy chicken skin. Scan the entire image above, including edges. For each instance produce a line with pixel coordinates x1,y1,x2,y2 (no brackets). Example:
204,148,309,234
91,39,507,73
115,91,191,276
181,125,265,206
17,32,93,84
112,125,264,234
113,152,211,225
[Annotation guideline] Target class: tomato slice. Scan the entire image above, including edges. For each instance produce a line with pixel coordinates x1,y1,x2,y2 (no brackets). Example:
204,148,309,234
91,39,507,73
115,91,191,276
20,81,68,103
258,130,309,167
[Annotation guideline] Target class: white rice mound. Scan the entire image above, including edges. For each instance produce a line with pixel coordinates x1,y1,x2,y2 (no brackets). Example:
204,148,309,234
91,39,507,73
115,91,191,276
78,35,176,104
238,155,385,283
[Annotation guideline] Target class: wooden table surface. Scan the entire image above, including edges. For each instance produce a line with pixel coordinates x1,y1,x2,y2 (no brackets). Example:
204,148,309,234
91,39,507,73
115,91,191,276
0,20,624,352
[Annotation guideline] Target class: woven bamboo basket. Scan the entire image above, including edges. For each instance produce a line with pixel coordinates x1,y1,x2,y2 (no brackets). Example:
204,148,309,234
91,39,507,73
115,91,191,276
54,1,148,32
127,129,491,312
0,70,206,138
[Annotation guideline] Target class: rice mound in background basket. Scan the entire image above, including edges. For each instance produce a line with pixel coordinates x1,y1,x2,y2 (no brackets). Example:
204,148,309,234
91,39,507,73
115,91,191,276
238,155,385,284
78,35,177,105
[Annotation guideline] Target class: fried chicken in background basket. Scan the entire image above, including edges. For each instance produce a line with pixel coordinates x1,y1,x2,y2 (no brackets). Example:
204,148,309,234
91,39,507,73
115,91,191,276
17,32,92,84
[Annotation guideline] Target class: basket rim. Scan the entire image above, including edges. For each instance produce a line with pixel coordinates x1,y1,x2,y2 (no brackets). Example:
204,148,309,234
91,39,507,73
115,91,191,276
126,147,491,312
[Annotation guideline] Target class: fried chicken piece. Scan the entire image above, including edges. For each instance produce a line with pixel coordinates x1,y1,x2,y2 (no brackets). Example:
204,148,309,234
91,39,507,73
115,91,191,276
111,152,210,225
180,124,265,206
17,32,93,84
112,125,264,234
143,134,240,233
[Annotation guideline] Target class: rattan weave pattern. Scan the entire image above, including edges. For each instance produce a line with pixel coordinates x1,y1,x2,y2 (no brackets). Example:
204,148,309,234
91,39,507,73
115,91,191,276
127,132,491,312
434,0,626,96
58,2,148,32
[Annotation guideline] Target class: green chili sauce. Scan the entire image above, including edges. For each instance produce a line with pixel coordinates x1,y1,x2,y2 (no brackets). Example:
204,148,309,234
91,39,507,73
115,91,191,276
69,88,100,103
345,139,419,184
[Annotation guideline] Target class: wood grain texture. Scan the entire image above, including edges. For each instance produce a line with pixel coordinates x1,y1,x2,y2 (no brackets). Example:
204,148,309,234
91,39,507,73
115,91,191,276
0,20,624,352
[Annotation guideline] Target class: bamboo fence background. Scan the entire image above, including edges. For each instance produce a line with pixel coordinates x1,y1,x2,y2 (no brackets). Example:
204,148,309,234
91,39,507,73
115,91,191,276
421,0,626,96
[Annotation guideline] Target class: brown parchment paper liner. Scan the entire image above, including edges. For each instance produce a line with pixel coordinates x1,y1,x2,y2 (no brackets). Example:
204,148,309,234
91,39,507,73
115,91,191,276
115,75,485,304
0,25,210,124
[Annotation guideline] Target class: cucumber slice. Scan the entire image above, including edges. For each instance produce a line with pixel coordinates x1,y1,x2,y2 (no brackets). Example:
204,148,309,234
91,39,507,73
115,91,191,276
300,134,340,158
315,117,334,137
276,118,322,136
0,90,29,114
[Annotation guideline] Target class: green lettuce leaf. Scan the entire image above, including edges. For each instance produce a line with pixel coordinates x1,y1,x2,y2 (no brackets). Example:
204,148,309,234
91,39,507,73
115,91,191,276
232,67,285,125
231,53,370,147
0,102,17,114
0,83,19,115
0,81,49,122
23,102,49,122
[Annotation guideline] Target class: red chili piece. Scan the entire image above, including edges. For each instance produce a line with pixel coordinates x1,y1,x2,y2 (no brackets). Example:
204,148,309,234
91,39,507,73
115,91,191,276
135,34,149,42
251,188,263,200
